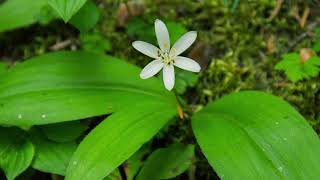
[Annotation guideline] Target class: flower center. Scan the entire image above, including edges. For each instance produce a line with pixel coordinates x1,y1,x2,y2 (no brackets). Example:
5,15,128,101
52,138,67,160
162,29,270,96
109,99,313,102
158,50,174,65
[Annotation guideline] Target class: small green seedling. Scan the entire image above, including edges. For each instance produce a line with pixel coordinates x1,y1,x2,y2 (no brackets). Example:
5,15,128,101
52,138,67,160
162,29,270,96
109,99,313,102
275,49,320,82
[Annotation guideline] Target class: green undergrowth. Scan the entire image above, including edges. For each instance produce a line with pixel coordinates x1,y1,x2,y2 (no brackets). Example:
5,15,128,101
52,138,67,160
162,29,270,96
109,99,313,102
1,0,320,179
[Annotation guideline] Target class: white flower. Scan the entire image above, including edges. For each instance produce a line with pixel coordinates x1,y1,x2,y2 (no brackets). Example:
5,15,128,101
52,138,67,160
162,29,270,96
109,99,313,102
132,19,201,91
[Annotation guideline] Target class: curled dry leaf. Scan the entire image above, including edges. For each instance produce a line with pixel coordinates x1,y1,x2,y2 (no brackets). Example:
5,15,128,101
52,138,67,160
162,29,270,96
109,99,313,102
300,6,310,28
177,104,184,120
267,0,283,21
188,42,213,70
266,35,275,54
117,3,129,27
292,5,310,28
299,48,315,63
117,1,145,28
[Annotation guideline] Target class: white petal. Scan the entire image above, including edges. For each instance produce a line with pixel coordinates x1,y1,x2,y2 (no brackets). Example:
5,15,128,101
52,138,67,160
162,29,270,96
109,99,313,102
163,64,175,91
155,19,170,51
140,60,163,79
174,56,201,72
132,41,159,58
170,31,197,57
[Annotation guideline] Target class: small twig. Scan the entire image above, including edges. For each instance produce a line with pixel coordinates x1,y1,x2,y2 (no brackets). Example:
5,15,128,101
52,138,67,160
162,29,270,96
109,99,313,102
268,0,284,21
284,18,320,53
292,5,301,22
292,5,310,28
177,104,185,120
259,50,267,60
273,80,289,88
49,39,73,51
175,94,185,120
117,3,129,27
300,6,310,28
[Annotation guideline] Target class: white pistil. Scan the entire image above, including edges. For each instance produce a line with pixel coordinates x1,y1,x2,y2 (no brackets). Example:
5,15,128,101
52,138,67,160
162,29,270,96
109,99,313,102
158,50,174,65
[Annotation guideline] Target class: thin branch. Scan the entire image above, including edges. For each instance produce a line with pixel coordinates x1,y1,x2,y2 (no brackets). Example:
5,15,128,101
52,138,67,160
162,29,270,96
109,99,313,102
285,18,320,53
268,0,284,21
300,6,310,28
49,39,73,51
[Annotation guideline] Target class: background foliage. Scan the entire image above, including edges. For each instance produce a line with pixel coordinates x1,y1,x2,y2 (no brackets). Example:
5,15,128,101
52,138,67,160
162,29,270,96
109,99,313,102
1,0,320,179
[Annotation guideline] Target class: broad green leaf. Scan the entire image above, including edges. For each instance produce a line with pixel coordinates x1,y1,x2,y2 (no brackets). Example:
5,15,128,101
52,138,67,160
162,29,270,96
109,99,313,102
30,128,77,175
136,143,195,180
0,62,7,75
65,103,176,180
48,0,87,22
70,0,100,33
0,0,47,32
0,51,175,126
192,91,320,179
0,51,177,179
0,127,34,180
41,121,89,142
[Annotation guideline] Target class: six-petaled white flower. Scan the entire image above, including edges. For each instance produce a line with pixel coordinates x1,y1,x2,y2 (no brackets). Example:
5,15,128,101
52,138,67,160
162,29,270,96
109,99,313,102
132,19,201,91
